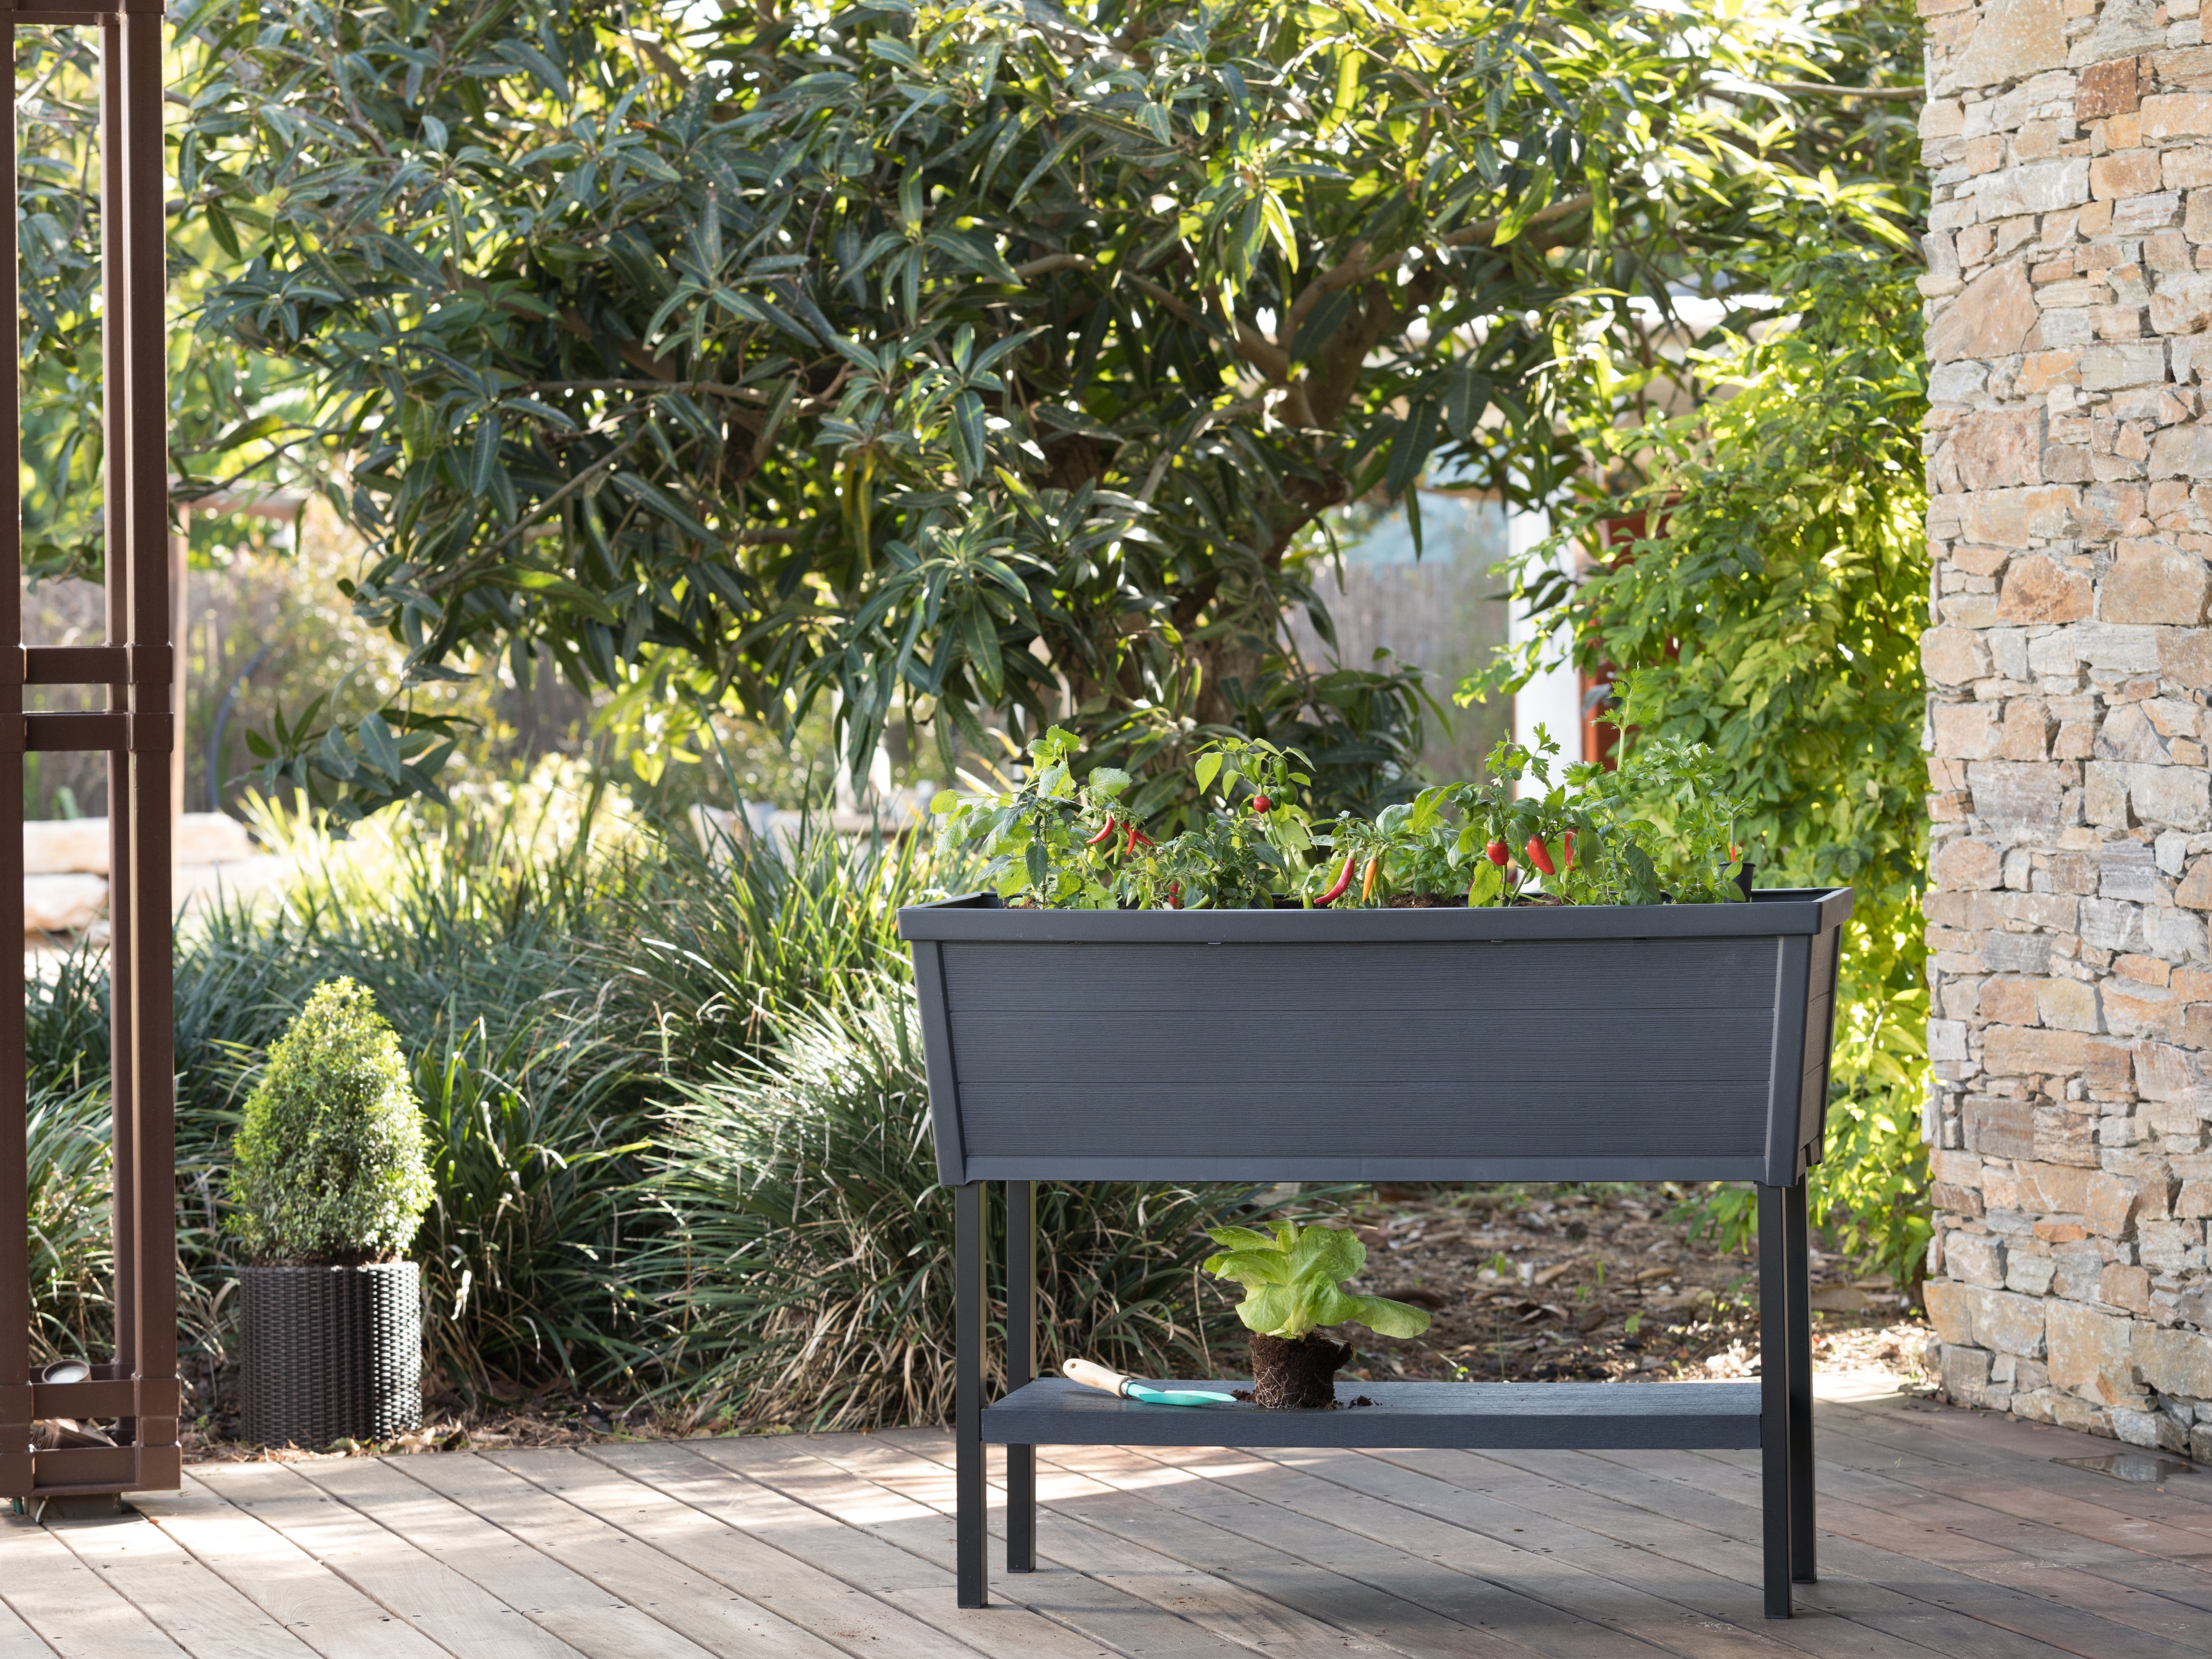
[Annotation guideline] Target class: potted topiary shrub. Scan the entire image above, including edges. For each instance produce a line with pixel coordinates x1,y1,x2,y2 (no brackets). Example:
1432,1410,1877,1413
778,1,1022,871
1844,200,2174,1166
1203,1221,1432,1408
230,978,434,1448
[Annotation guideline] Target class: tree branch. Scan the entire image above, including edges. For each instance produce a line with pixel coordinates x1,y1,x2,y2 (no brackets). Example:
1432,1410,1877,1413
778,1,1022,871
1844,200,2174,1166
1014,253,1095,280
1760,81,1924,102
522,379,770,401
1279,194,1595,356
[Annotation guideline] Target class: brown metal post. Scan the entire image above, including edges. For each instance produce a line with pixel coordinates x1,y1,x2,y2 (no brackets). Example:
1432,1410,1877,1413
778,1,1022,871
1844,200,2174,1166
121,0,180,1487
0,0,179,1502
101,11,139,1412
171,515,187,830
0,13,31,1507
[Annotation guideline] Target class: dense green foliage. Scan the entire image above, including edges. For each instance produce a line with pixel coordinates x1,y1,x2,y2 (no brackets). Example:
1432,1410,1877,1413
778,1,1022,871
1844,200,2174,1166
1472,47,1933,1286
1575,256,1930,1290
15,28,316,575
229,979,437,1264
162,0,1886,819
1521,253,1928,908
21,787,1297,1422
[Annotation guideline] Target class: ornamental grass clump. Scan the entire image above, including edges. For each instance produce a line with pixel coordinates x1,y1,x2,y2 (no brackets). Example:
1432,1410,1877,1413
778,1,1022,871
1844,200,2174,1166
229,978,433,1265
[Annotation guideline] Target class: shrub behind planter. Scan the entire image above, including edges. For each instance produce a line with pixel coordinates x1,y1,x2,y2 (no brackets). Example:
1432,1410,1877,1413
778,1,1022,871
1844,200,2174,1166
230,979,433,1447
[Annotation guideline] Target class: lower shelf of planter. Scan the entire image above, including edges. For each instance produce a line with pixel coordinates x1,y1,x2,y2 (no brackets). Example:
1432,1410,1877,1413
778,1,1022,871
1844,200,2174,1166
982,1378,1762,1450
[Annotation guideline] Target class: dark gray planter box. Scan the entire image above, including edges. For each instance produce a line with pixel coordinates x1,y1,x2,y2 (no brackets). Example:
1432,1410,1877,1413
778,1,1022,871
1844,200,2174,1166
902,887,1853,1189
238,1261,422,1448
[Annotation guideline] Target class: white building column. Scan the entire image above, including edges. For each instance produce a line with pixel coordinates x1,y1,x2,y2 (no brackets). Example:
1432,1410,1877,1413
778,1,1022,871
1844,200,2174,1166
1506,506,1582,787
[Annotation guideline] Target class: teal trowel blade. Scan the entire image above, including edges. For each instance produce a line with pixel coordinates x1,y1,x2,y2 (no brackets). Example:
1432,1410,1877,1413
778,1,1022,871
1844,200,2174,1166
1123,1382,1239,1406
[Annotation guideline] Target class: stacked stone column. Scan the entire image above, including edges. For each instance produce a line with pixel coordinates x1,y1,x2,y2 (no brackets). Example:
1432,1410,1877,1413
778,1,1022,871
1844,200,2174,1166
1921,0,2212,1452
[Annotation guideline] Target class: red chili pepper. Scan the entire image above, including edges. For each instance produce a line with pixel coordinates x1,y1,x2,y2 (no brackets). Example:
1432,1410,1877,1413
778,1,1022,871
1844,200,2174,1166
1251,795,1272,813
1085,818,1118,847
1562,830,1576,873
1486,839,1510,867
1166,881,1183,909
1524,835,1557,877
1125,823,1155,855
1316,853,1356,906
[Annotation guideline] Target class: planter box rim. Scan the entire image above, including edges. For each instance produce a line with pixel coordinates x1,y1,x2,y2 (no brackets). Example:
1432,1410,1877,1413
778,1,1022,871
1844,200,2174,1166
900,885,1853,943
234,1260,416,1275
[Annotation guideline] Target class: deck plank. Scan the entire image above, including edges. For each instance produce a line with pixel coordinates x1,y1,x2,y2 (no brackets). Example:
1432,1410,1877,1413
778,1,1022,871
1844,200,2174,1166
1752,1426,2212,1609
1812,1404,2212,1531
1116,1439,1934,1659
1004,1440,1582,1659
1555,1444,2200,1659
1703,1436,2212,1590
42,1494,320,1659
12,1383,2212,1659
290,1455,727,1659
1327,1444,2104,1659
1475,1443,2212,1646
1833,1398,2212,1514
0,1515,189,1659
151,1477,458,1659
668,1433,1254,1659
729,1430,1402,1658
192,1462,588,1659
1036,1437,1786,1659
0,1596,57,1659
390,1447,909,1659
564,1441,1115,1659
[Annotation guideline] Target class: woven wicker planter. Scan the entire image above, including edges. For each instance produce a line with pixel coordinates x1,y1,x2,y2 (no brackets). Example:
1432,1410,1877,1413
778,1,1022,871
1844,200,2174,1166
238,1261,422,1448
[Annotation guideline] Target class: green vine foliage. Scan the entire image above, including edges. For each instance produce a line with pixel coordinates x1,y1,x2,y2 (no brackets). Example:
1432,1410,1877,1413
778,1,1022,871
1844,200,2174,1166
176,0,1882,820
229,978,437,1265
1488,249,1932,1291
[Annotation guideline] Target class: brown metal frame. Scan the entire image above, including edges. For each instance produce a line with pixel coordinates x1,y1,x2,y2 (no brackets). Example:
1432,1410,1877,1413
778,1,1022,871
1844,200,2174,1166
1,0,179,1502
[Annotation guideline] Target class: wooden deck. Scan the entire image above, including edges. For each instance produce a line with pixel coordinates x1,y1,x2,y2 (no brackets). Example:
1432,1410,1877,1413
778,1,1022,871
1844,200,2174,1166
5,1377,2211,1659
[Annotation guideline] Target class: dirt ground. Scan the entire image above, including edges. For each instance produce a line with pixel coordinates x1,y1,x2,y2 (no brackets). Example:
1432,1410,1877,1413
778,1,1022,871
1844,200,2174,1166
1309,1182,1931,1390
171,1182,1932,1463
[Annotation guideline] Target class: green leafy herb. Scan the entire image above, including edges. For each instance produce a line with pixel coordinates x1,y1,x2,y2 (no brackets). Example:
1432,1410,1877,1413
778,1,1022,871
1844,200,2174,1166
1203,1222,1433,1341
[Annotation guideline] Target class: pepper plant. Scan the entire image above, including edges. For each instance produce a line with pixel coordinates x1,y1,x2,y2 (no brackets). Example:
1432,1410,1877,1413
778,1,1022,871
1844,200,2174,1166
1203,1222,1432,1343
931,726,1138,906
933,721,1754,910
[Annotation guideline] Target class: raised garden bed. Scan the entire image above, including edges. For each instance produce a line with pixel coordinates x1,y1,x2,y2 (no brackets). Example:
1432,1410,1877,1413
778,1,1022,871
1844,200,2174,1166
902,885,1851,1620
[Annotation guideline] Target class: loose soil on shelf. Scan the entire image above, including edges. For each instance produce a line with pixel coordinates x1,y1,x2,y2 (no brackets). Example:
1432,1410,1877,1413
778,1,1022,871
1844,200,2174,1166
169,1181,1931,1463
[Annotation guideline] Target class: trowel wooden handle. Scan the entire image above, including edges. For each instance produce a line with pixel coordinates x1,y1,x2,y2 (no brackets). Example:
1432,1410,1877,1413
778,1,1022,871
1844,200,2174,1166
1064,1359,1133,1398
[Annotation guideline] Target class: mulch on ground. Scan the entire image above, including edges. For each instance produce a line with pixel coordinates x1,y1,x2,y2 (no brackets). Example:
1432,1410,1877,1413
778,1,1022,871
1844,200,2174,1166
1295,1182,1930,1390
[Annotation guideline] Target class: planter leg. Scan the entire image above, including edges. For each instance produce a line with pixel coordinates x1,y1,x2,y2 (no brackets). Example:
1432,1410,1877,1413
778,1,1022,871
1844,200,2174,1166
1006,1180,1037,1574
956,1181,987,1608
1757,1183,1792,1620
1784,1176,1816,1583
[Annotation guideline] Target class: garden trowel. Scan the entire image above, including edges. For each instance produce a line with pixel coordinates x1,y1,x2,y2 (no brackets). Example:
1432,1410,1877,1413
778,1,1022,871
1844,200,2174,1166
1064,1359,1238,1407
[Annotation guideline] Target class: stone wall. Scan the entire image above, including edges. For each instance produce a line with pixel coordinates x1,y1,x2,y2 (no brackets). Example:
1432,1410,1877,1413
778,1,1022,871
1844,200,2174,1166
1920,0,2212,1456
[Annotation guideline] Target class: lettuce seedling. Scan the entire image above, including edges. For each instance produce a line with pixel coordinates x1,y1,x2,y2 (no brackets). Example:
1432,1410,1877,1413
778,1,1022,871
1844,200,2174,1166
1203,1222,1434,1340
